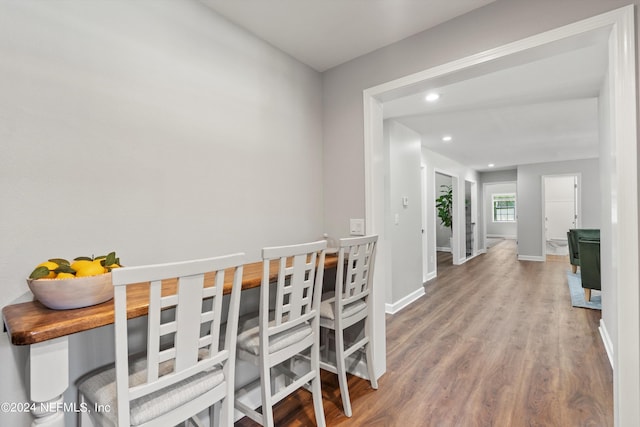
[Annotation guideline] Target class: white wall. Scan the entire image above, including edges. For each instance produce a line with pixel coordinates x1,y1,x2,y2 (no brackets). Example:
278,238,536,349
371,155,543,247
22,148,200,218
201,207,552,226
0,1,323,425
385,121,423,306
517,158,600,260
484,182,518,238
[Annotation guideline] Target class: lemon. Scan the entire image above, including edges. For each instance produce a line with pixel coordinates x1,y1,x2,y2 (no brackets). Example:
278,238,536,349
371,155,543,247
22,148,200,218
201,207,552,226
75,262,106,277
30,251,120,279
37,261,58,279
70,259,93,273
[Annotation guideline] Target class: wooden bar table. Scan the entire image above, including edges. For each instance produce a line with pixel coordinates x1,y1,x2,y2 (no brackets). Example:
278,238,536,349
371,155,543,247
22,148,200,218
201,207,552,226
3,255,337,427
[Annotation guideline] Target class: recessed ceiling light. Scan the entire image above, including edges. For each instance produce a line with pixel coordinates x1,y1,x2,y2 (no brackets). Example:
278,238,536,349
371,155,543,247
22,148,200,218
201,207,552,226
488,163,495,168
425,93,440,102
442,135,452,142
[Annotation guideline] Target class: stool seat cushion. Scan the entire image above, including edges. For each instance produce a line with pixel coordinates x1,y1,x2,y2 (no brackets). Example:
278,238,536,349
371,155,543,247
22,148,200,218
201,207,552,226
236,313,313,356
319,292,367,321
77,354,224,426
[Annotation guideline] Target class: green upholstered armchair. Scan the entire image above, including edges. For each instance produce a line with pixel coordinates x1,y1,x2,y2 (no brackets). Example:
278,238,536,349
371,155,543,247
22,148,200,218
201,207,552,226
578,238,601,301
567,229,600,273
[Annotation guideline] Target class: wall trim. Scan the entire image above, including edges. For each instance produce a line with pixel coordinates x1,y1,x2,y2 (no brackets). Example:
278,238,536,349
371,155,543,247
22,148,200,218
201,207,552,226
609,7,640,425
423,271,436,283
517,255,545,262
385,287,425,314
487,234,517,239
600,318,614,370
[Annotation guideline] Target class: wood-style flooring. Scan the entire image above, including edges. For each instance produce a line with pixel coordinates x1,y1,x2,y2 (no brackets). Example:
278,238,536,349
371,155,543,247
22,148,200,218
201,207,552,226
235,239,613,426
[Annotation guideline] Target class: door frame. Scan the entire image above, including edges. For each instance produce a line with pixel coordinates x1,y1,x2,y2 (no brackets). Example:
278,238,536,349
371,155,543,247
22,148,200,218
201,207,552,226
464,179,478,260
434,168,460,267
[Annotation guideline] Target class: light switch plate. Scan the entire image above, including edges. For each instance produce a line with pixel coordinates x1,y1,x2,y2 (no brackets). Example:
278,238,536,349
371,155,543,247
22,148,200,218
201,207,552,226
350,218,365,236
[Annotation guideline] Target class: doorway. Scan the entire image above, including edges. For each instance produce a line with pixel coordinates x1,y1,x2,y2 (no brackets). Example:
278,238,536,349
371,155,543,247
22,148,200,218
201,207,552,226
435,172,453,257
543,174,579,256
484,182,518,248
363,7,638,423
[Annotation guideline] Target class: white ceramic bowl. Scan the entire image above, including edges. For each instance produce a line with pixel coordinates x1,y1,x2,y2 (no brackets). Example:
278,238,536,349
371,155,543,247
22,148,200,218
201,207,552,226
27,272,114,310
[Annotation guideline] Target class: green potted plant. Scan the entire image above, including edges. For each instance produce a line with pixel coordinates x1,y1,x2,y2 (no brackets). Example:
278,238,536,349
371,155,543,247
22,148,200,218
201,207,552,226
436,185,453,230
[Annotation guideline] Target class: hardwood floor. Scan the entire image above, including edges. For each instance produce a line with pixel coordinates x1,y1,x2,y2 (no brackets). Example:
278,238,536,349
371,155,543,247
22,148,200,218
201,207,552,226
235,239,613,426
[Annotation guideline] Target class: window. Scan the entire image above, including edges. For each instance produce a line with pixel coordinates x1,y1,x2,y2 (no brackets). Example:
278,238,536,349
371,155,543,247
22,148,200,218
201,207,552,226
492,193,516,222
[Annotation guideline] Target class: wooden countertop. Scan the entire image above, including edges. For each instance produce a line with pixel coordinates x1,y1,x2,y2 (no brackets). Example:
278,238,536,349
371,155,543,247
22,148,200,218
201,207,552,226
3,254,337,346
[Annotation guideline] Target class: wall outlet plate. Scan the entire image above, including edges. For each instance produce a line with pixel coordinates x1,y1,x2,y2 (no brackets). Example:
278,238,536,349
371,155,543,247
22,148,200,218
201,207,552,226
350,218,365,236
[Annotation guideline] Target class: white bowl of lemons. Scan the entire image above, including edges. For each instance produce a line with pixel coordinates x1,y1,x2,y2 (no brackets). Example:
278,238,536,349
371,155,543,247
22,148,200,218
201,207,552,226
27,252,121,310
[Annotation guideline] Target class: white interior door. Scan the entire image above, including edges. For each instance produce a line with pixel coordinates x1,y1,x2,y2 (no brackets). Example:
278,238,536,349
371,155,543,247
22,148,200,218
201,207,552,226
544,175,577,241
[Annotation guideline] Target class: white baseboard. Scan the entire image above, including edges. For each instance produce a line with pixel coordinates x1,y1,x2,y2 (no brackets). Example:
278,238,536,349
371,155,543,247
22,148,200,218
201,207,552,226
385,287,425,314
423,271,436,283
486,234,517,239
599,319,614,369
436,246,451,252
517,255,545,262
477,249,487,254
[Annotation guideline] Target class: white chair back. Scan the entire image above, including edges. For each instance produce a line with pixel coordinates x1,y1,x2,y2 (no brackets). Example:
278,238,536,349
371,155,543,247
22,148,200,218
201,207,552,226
335,235,377,325
235,240,327,426
111,254,244,426
261,240,326,347
319,235,378,418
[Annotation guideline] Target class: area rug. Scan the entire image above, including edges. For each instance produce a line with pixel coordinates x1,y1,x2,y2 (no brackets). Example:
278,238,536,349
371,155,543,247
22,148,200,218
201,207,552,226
567,271,601,310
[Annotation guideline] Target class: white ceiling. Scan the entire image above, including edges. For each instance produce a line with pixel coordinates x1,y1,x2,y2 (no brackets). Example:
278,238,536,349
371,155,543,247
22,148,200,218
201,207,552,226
387,42,608,171
199,1,608,172
199,0,496,72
